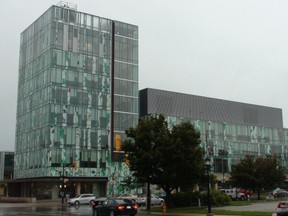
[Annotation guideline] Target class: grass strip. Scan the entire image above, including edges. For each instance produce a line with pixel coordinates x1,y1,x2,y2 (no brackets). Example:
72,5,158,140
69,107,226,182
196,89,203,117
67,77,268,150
148,206,272,216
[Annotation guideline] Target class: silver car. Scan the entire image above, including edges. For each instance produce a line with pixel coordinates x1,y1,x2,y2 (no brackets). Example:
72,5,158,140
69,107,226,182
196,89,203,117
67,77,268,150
272,201,288,216
136,194,164,206
68,193,96,205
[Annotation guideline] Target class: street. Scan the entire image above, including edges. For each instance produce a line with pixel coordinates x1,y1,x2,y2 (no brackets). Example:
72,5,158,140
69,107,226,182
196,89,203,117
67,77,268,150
0,200,281,215
0,201,151,216
0,204,93,215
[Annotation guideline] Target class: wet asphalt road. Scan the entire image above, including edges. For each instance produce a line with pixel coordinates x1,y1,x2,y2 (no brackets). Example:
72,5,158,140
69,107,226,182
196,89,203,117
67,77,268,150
0,204,93,215
0,200,282,215
0,202,151,216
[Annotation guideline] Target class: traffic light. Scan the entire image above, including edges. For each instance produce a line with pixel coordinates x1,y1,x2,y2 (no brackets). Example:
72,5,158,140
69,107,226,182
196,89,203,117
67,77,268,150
73,160,77,170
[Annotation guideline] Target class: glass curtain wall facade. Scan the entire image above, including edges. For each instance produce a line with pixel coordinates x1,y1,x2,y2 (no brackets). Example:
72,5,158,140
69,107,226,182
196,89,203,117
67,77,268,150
166,117,288,183
140,88,288,186
0,151,14,196
0,152,14,181
15,3,138,198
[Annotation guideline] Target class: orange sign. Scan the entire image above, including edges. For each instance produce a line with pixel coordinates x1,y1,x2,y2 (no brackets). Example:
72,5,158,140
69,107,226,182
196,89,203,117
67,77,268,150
115,135,121,151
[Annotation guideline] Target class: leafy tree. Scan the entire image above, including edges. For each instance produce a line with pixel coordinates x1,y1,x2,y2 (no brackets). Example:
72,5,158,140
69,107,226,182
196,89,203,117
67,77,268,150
230,155,286,200
120,176,139,191
122,114,205,206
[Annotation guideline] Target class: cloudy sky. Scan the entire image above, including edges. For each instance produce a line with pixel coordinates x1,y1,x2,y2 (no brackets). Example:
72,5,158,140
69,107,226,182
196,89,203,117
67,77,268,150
1,0,288,151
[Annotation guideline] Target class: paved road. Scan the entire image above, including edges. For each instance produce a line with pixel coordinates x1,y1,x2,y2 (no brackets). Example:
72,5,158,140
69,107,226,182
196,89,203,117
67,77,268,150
0,199,282,215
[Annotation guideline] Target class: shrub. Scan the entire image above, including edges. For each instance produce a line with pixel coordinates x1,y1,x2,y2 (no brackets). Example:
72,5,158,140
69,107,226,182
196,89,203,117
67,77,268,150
170,191,201,208
168,190,230,208
201,189,231,206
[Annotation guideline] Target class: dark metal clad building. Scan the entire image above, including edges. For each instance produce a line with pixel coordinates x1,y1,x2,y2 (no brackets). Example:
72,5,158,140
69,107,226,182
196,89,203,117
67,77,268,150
140,88,283,128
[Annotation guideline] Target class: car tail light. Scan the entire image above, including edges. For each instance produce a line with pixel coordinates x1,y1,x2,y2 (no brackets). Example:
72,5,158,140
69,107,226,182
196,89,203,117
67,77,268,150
133,204,138,209
118,205,125,210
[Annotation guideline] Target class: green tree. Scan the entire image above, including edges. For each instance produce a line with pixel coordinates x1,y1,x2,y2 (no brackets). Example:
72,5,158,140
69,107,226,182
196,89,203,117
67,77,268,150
122,114,205,206
230,155,286,200
121,176,139,191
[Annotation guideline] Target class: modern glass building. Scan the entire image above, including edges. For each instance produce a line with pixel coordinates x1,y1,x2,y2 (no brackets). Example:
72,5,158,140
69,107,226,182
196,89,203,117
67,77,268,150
0,152,14,196
14,2,138,199
140,88,288,186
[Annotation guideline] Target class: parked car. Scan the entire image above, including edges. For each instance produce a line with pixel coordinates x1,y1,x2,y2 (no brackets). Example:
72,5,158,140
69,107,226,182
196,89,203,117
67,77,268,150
220,188,246,200
239,189,253,196
274,189,288,198
117,193,137,201
92,198,138,216
68,193,96,205
272,201,288,216
136,194,165,206
155,191,166,200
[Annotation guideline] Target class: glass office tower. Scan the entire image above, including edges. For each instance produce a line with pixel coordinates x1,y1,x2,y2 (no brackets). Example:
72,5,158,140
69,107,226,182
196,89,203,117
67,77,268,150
15,2,138,199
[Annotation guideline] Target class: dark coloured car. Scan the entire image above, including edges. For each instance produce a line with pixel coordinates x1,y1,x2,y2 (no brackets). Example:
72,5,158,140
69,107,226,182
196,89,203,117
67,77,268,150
91,197,109,215
272,201,288,216
91,198,138,216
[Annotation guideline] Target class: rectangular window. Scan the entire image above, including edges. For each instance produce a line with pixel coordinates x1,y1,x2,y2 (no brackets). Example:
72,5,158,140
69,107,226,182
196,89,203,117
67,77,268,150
51,148,61,166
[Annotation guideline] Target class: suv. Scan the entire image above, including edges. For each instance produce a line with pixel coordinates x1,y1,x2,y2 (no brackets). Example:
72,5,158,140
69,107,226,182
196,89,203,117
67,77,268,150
220,188,246,200
68,193,96,205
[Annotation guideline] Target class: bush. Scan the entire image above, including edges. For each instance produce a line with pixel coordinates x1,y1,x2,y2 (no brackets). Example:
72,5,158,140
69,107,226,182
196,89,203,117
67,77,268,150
212,189,231,206
201,189,231,206
168,190,230,208
170,191,201,208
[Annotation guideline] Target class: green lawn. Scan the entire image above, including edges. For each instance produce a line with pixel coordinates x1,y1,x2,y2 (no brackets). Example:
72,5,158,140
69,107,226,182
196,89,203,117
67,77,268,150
146,198,277,216
156,208,271,216
141,194,284,216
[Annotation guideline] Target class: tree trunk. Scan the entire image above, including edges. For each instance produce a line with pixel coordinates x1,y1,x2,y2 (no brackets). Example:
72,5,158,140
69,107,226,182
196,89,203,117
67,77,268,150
164,190,172,208
257,189,261,200
146,182,151,211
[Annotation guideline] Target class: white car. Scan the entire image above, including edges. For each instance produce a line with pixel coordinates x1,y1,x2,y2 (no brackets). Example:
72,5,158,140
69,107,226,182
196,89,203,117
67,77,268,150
220,188,246,200
68,193,96,205
272,201,288,216
136,194,165,206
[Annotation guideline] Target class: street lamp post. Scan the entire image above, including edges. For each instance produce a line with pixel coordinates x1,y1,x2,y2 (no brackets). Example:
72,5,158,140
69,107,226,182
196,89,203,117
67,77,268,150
205,157,213,216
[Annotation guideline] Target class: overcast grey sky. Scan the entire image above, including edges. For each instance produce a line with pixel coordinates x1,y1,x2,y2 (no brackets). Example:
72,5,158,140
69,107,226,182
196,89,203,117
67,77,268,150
1,0,288,151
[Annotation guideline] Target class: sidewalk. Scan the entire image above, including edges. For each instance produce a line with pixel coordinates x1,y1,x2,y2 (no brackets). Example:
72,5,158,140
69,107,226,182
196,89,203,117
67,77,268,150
0,199,66,208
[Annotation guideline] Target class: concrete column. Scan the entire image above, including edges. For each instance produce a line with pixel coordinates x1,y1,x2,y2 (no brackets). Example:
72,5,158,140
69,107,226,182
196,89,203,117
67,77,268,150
76,183,81,196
